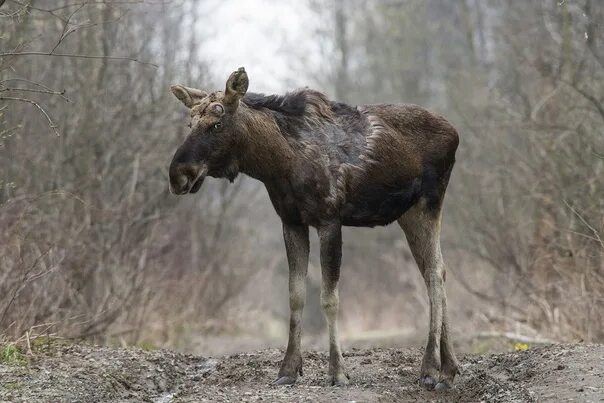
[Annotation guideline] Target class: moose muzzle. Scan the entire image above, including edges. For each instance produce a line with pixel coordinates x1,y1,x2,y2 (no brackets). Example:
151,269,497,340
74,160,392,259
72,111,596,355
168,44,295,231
169,163,208,195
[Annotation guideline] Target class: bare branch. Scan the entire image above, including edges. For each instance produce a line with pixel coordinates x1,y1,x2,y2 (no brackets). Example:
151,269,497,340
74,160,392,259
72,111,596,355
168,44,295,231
0,51,158,67
0,0,26,18
0,78,70,102
0,248,52,327
0,86,70,102
0,96,60,136
562,79,604,122
564,200,604,250
8,0,157,18
50,10,130,56
49,3,87,54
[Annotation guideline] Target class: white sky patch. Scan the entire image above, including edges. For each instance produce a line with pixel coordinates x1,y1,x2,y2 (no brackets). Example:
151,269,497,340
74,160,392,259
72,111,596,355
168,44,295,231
198,0,319,94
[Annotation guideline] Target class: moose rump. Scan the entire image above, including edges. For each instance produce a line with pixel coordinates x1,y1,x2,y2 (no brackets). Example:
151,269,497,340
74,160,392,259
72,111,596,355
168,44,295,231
302,102,459,228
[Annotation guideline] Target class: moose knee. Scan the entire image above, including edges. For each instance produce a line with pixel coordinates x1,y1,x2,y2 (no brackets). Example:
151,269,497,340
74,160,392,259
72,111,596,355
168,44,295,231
290,291,305,312
423,266,445,288
320,291,339,316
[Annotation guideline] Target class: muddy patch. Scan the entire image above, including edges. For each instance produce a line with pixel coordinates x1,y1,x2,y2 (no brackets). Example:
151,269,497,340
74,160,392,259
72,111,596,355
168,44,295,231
0,343,602,402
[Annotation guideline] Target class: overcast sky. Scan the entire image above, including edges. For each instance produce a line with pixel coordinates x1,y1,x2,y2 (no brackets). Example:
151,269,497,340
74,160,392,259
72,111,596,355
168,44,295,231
199,0,320,94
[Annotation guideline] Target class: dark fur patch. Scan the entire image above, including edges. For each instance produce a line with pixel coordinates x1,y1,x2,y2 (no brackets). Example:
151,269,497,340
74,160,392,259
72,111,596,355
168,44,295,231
341,179,423,227
420,163,441,210
329,101,357,115
243,91,308,117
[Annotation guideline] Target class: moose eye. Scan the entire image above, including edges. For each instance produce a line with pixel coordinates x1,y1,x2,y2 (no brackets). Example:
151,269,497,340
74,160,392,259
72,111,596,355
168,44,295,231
213,122,222,130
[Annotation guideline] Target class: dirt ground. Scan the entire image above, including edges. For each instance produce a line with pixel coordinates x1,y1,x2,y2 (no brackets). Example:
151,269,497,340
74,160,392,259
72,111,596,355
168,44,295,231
0,343,602,402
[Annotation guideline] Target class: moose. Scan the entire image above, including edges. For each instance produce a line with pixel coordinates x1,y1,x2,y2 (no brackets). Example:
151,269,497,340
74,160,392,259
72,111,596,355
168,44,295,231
168,68,460,390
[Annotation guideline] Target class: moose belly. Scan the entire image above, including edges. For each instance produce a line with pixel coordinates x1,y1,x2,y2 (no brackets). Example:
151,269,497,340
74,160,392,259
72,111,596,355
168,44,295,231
340,178,422,227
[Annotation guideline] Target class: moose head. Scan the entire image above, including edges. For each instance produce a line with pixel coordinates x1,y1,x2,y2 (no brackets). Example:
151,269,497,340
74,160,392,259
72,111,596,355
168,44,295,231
169,67,249,194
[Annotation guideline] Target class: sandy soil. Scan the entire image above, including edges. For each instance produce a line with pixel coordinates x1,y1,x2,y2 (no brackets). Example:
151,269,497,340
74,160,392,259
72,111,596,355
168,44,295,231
0,343,602,402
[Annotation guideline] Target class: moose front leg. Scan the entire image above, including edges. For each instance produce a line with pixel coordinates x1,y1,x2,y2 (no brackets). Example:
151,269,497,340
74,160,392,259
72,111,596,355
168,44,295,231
318,222,349,386
273,223,309,385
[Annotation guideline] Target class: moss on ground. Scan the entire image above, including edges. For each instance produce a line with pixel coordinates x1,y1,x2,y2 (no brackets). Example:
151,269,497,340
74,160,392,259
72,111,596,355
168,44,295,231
1,382,22,391
0,343,25,365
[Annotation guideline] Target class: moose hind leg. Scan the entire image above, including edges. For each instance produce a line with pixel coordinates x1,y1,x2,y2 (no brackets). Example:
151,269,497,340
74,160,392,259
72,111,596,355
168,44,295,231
274,223,309,385
318,223,349,386
437,290,460,390
398,200,458,390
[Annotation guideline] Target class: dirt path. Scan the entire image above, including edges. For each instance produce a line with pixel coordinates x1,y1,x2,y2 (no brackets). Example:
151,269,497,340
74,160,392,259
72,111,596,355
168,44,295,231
0,343,602,402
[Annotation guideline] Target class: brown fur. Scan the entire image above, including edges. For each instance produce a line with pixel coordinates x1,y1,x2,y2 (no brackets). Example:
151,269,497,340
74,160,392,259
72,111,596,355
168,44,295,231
168,68,459,390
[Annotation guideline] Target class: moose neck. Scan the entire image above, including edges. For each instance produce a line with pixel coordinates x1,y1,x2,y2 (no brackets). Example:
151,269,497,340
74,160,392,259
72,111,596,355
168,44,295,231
236,107,295,183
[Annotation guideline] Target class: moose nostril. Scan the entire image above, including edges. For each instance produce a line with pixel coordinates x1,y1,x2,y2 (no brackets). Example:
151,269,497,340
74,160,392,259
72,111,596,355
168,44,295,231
176,175,188,189
169,163,207,194
169,175,190,195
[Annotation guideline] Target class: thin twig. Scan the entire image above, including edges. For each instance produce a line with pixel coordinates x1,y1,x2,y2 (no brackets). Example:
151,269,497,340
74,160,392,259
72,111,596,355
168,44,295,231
0,96,60,136
25,330,33,355
0,0,25,18
0,87,70,102
51,11,129,55
8,0,153,19
1,78,70,102
0,248,52,327
50,3,87,54
564,200,604,250
562,79,604,122
0,51,158,67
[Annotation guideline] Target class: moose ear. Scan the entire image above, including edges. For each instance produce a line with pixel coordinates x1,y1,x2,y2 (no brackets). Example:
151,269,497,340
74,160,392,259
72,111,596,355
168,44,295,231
170,85,208,108
223,67,249,113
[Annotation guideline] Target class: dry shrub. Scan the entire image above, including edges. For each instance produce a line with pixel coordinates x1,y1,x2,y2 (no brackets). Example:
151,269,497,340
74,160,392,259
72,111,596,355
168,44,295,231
0,0,264,346
446,1,604,341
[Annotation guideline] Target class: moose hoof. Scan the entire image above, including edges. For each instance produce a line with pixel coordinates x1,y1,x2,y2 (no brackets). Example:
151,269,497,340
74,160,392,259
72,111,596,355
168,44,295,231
330,372,350,386
434,380,452,391
272,376,296,386
419,375,437,390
